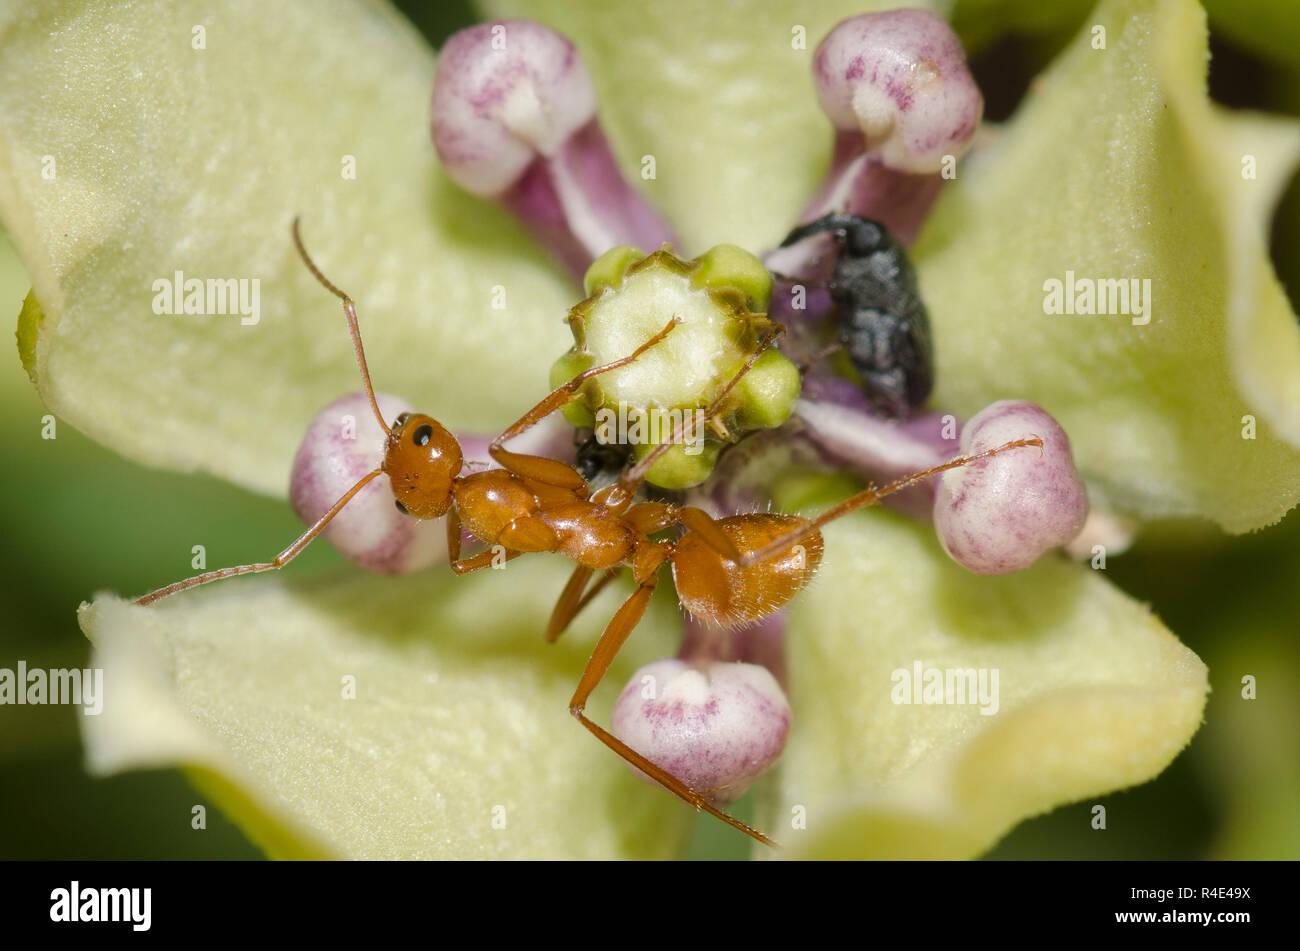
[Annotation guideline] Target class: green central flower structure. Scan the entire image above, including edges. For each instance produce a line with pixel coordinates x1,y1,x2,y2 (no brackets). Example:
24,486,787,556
2,0,1298,858
554,243,797,488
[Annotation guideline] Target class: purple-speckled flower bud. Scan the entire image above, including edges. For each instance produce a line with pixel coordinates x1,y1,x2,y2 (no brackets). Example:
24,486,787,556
290,392,446,575
788,10,983,244
934,400,1088,575
432,20,675,278
611,659,791,804
813,10,982,174
432,20,596,197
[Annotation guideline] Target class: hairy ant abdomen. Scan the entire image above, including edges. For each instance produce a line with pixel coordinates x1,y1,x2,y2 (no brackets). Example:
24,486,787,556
673,514,824,628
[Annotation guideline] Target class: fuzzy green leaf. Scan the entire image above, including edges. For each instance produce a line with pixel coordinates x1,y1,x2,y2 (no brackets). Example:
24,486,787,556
762,506,1208,859
0,0,574,498
914,0,1300,532
79,563,690,859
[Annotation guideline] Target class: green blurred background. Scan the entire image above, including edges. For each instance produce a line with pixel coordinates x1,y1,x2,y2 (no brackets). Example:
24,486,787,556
1,0,1297,860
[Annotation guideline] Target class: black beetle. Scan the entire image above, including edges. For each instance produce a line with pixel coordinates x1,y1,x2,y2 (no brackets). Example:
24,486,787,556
572,428,631,484
779,212,933,418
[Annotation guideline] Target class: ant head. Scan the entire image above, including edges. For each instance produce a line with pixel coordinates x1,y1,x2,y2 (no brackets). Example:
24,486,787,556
384,412,463,519
291,220,464,522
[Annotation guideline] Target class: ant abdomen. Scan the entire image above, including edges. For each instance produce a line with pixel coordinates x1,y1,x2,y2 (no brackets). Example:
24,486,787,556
673,514,824,627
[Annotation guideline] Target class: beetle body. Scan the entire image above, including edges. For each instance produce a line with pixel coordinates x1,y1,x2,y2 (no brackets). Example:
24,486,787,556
781,211,933,417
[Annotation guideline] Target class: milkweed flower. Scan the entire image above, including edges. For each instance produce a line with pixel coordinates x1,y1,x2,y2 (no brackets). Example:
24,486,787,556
2,0,1297,859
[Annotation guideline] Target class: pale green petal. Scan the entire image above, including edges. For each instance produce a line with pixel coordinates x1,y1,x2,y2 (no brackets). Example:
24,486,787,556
480,0,948,254
914,0,1300,532
79,562,690,859
760,508,1207,859
0,0,572,498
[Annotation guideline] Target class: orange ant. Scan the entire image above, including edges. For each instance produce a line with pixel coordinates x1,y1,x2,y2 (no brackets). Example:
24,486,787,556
134,220,1043,846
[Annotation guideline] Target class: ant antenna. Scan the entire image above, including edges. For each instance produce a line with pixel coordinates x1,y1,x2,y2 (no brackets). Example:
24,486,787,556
130,223,398,606
796,340,843,373
133,467,383,605
737,435,1045,568
292,217,391,437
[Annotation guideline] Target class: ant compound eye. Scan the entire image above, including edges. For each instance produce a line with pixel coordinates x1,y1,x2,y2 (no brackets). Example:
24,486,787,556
394,499,408,515
412,424,433,447
290,391,445,575
393,411,411,429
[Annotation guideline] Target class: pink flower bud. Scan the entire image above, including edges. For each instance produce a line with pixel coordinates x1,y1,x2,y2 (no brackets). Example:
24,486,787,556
289,392,446,574
432,20,675,278
813,10,982,174
432,20,596,198
934,400,1088,575
611,659,791,804
790,10,983,244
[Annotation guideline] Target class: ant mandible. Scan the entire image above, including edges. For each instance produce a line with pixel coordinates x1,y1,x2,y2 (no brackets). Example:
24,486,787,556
133,219,1042,847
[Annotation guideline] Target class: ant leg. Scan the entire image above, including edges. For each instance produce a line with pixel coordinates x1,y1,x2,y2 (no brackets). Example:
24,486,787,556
599,327,786,513
544,566,621,643
447,505,527,574
737,435,1045,568
568,571,776,847
446,494,536,574
569,570,621,620
621,502,741,563
546,566,593,641
796,341,845,373
135,469,383,605
488,317,681,493
448,547,523,575
446,507,463,562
